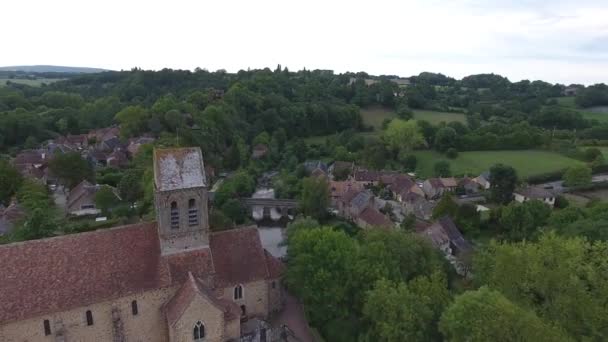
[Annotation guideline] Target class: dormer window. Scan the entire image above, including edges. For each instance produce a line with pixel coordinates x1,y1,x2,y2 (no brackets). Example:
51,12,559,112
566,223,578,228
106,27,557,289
170,202,179,229
188,199,198,226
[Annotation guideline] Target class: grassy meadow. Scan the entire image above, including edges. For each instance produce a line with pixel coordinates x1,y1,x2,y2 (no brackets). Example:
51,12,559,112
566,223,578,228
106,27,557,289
0,77,63,87
553,96,608,123
412,150,584,178
360,106,467,130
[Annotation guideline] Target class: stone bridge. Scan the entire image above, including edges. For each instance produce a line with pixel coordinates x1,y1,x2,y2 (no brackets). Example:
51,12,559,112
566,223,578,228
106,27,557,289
241,198,298,220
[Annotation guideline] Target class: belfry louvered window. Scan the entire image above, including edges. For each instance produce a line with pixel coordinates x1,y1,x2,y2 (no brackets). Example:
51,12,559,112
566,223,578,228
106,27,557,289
170,201,179,229
193,321,205,340
188,199,198,226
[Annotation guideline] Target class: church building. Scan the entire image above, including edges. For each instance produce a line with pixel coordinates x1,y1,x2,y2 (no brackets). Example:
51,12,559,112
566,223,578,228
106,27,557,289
0,147,285,341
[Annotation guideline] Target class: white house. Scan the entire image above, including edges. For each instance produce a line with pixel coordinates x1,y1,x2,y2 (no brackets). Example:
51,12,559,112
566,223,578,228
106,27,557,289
513,186,555,207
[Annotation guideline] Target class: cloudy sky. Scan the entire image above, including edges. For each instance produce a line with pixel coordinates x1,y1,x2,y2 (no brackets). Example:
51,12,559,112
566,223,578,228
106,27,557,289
2,0,607,85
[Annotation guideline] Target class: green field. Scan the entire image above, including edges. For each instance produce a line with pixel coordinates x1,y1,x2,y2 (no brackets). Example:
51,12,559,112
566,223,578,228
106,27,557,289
412,150,584,178
552,96,608,123
0,77,63,87
360,106,467,129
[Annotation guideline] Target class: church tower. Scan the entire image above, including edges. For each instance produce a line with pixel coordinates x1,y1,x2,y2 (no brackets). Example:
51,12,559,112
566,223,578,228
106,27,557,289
153,147,210,255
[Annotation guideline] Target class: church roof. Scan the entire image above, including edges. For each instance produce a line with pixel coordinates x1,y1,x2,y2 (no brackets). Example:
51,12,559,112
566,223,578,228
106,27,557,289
153,147,207,191
0,222,167,324
164,273,240,327
210,227,274,287
0,222,282,324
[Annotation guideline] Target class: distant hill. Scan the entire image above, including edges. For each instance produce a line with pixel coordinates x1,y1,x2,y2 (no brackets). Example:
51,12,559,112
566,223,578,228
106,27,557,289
0,65,110,73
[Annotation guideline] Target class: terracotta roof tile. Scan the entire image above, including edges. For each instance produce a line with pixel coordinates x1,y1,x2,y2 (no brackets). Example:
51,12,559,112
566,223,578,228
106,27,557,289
358,207,392,227
264,250,285,279
210,227,270,287
0,222,164,324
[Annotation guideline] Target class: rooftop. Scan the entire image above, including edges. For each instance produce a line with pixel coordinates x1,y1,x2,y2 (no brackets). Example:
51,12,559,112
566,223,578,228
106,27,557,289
154,147,207,191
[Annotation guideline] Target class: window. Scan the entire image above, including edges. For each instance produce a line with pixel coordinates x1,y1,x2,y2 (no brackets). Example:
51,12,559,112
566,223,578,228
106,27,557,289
81,204,95,210
86,310,94,326
170,201,179,229
188,199,198,226
234,284,243,300
193,321,205,340
43,319,51,336
240,305,247,317
271,281,276,289
131,300,138,316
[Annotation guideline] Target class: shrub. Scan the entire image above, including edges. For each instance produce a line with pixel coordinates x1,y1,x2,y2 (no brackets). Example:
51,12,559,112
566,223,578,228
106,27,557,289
446,148,458,159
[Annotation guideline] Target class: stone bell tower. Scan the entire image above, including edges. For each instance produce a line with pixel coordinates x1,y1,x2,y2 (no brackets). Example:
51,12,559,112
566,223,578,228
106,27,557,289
153,147,210,255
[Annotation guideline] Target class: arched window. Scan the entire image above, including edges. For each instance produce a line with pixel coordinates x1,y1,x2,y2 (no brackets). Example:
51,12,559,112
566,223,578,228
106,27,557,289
170,201,179,229
188,199,198,226
234,284,243,300
131,300,138,315
193,321,205,340
85,310,94,326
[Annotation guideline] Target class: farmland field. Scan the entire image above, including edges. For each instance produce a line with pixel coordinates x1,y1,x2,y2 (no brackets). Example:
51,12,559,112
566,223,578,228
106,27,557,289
360,106,467,129
412,150,584,178
551,96,608,123
0,77,63,87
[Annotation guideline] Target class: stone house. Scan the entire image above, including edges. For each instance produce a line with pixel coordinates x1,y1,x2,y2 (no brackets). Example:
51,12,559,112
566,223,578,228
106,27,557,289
66,180,120,216
419,216,472,275
251,144,269,160
422,177,458,199
0,147,285,341
356,207,393,229
458,177,481,195
473,171,491,190
402,192,435,220
329,181,363,207
338,189,373,220
513,186,556,207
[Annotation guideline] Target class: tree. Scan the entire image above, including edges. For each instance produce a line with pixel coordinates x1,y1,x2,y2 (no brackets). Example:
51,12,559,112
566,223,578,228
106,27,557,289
362,275,449,342
286,216,320,242
221,199,246,225
114,105,149,138
434,127,458,152
440,287,569,342
400,153,417,171
474,233,608,339
48,152,94,189
499,202,535,241
434,161,451,177
400,213,416,231
299,177,329,220
384,119,425,153
13,208,57,241
563,165,592,187
95,186,118,215
118,170,143,205
455,203,481,235
489,164,517,204
583,148,602,162
286,228,358,328
433,193,458,219
446,148,458,159
0,160,23,206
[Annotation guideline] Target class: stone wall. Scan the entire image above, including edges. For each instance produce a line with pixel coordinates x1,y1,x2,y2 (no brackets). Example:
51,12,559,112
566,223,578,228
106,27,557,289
222,280,269,319
0,287,175,342
155,186,210,255
168,293,226,342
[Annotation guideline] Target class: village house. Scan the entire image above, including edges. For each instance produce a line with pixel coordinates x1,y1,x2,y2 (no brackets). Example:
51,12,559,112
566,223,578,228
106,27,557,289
402,192,435,220
419,216,473,275
458,177,481,195
513,186,556,206
66,180,120,216
336,189,392,229
329,161,354,180
353,169,398,187
251,144,269,159
303,160,328,177
356,206,393,229
422,177,458,199
0,200,25,236
473,171,491,190
329,180,364,207
0,147,285,342
127,136,156,157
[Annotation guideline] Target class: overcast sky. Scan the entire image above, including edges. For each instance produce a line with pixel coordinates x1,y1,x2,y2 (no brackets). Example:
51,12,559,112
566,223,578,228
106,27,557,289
2,0,607,85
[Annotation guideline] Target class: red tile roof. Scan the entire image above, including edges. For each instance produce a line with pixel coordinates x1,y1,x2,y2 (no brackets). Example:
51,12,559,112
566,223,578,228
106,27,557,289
0,222,278,324
264,250,286,279
0,222,166,324
358,207,392,227
210,227,271,287
164,273,239,327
